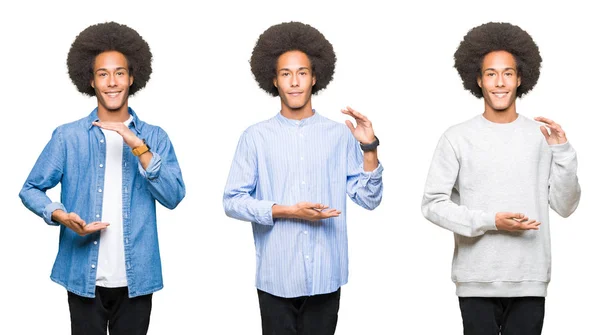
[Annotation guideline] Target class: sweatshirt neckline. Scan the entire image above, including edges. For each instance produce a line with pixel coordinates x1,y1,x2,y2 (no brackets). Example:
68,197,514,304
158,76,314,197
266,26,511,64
478,114,523,128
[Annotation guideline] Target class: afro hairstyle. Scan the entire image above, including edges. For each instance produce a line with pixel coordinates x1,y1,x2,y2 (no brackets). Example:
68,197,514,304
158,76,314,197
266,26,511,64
454,22,542,98
67,21,152,96
250,21,336,96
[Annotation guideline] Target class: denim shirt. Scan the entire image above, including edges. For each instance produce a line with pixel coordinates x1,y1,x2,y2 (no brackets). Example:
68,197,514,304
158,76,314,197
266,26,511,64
19,108,185,298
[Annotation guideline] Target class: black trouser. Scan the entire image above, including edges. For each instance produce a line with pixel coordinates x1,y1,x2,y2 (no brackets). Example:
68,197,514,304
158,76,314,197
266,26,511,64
459,297,545,335
67,286,152,335
257,288,341,335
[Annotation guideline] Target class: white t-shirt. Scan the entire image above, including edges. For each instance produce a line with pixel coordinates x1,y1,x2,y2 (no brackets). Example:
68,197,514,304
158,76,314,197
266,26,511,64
96,116,133,287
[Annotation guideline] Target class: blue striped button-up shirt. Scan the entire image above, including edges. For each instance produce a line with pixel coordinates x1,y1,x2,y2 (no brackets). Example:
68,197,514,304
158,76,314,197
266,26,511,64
223,111,383,298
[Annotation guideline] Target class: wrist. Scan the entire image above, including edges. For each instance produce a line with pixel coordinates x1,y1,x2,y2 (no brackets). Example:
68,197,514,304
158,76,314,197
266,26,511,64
360,135,379,152
272,204,289,219
51,209,66,223
132,139,150,156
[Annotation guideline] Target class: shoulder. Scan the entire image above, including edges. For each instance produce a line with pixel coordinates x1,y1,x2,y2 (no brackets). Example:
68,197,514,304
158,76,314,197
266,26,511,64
441,115,480,141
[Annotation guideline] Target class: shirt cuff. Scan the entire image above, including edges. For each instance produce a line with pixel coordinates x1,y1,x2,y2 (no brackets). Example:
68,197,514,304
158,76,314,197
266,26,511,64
43,202,66,226
257,201,277,226
480,212,498,233
549,141,576,162
359,162,383,186
139,151,161,180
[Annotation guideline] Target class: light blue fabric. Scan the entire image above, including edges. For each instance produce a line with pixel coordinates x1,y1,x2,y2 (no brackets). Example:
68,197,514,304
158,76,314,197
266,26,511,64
224,111,383,298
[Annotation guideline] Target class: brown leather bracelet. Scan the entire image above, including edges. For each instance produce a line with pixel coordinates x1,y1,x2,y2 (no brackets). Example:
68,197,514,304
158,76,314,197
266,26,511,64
132,140,150,156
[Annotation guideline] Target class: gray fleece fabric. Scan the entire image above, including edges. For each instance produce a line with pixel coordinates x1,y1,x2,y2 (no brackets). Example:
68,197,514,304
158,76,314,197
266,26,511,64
422,114,580,297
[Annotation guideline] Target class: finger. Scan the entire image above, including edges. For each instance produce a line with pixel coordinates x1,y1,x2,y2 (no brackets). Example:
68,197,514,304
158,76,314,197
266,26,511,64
504,212,524,220
534,116,555,126
539,126,550,140
344,120,355,133
86,222,110,231
303,202,324,209
519,220,540,230
346,107,368,121
69,213,87,228
545,123,564,135
311,205,329,211
320,209,341,218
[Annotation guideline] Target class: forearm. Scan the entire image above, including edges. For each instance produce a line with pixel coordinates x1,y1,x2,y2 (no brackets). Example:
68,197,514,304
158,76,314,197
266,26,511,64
549,142,581,217
138,151,153,170
363,149,378,172
223,193,276,225
421,194,496,237
140,152,185,209
347,163,383,210
19,184,65,226
421,134,497,237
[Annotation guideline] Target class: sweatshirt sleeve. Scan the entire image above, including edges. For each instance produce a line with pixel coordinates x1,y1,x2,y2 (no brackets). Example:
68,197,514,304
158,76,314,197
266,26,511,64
548,142,581,217
421,134,497,237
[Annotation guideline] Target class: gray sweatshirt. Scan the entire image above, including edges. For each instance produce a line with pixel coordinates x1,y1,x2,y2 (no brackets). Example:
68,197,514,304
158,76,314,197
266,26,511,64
422,114,580,297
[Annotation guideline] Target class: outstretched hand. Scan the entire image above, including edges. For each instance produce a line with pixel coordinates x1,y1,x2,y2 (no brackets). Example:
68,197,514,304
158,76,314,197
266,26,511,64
495,212,541,232
92,121,143,148
534,116,567,145
52,209,109,236
342,107,376,144
273,202,341,221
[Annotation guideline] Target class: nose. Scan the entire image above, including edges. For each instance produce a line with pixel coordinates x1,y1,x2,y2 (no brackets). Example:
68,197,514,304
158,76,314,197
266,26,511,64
496,74,505,87
108,74,117,87
291,74,299,87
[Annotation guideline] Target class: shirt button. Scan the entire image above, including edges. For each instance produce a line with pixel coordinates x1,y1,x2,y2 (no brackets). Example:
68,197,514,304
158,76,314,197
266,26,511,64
99,164,103,168
303,231,308,235
100,139,104,143
301,181,305,185
94,241,98,245
300,157,304,160
96,214,100,218
305,256,309,260
98,189,102,193
91,264,96,269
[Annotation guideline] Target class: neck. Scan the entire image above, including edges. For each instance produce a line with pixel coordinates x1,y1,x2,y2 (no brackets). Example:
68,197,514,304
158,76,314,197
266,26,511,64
482,105,518,124
97,105,130,122
280,102,314,120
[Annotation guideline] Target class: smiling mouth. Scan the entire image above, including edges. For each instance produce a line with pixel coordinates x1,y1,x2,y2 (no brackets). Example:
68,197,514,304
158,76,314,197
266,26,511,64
105,92,121,98
492,92,508,98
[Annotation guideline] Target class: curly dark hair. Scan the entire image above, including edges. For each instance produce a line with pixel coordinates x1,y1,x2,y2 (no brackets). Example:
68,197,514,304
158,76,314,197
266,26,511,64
250,21,336,96
454,22,542,98
67,21,152,96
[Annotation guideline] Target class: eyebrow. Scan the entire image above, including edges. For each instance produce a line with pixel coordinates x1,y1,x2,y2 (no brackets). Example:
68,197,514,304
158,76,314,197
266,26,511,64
483,67,517,72
278,66,311,72
95,66,129,73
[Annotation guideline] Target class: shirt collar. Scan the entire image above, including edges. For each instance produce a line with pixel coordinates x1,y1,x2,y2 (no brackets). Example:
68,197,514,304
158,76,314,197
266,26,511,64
86,107,142,134
275,109,320,127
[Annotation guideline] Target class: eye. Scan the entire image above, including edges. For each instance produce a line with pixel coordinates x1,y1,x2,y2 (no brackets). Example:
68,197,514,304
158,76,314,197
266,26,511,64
281,72,290,77
486,72,495,77
505,72,513,77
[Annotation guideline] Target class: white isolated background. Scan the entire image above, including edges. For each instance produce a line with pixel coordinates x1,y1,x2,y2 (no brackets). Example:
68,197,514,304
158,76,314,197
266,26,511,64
0,0,597,334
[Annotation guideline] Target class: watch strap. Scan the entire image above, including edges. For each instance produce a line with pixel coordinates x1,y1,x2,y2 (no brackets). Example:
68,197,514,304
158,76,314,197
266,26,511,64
360,136,379,152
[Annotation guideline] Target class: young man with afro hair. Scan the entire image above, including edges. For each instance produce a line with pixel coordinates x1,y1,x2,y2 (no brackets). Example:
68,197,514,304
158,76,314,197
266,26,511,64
223,21,383,334
19,22,185,335
422,22,580,335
